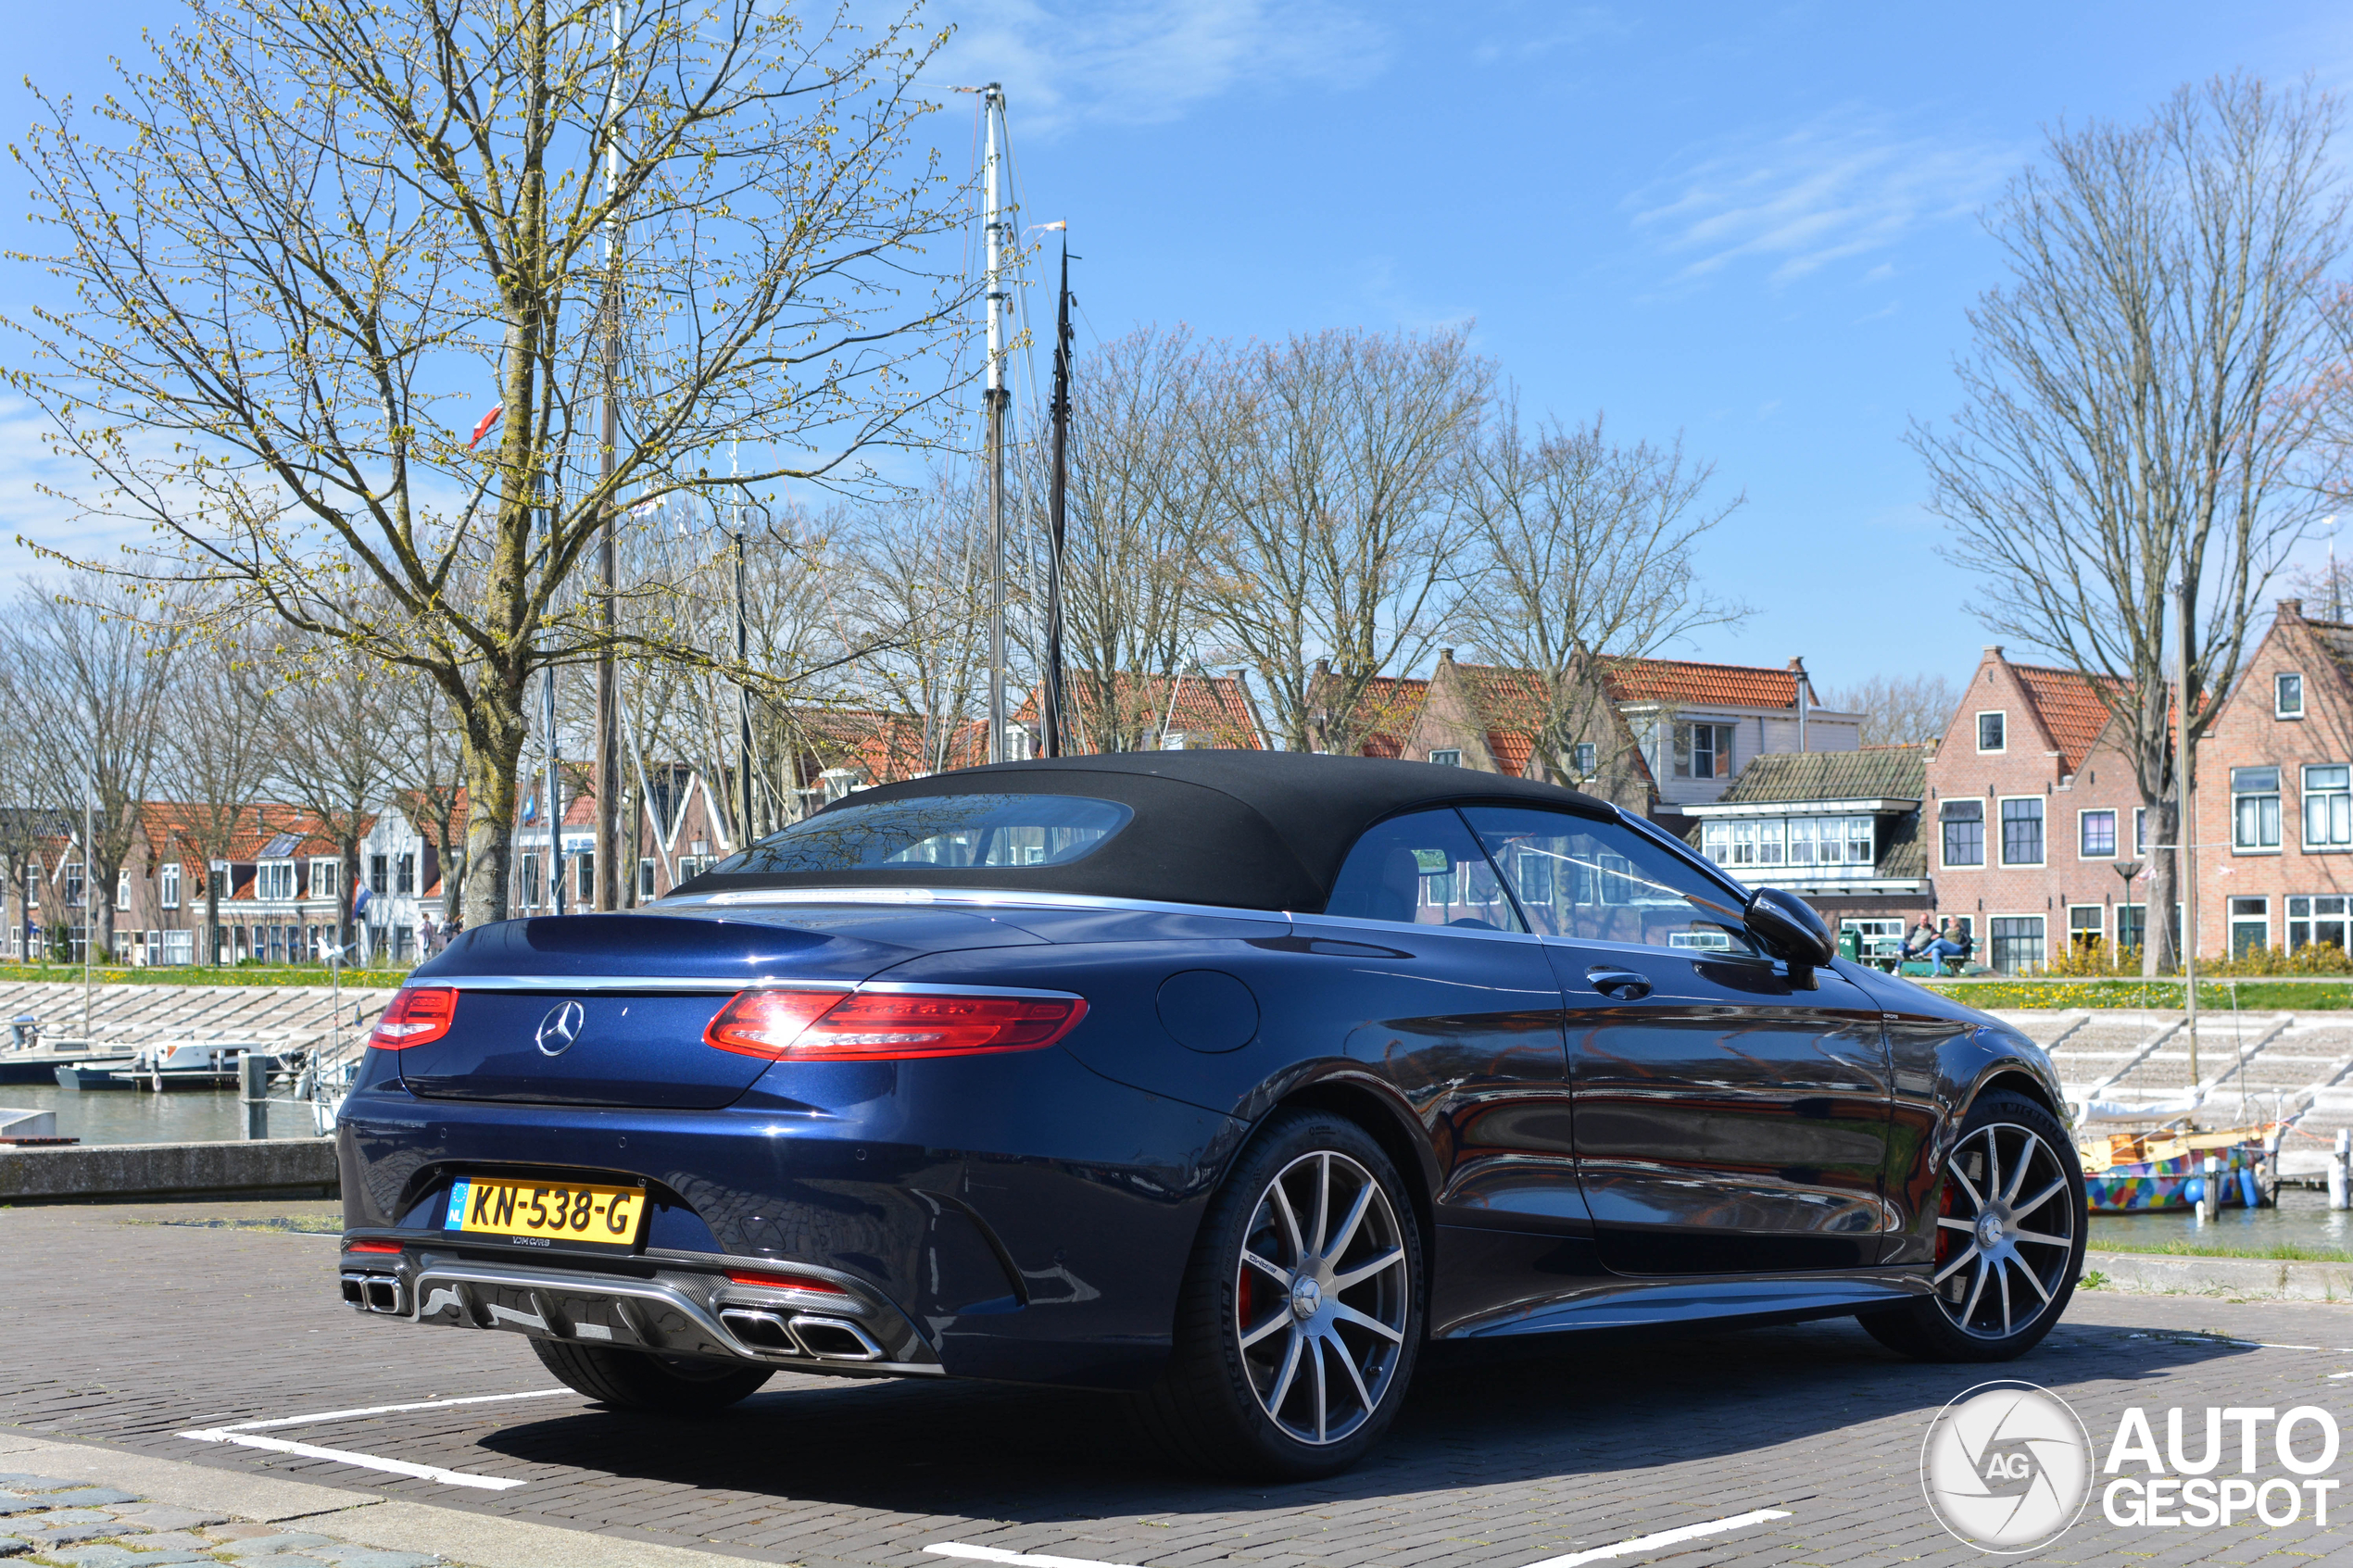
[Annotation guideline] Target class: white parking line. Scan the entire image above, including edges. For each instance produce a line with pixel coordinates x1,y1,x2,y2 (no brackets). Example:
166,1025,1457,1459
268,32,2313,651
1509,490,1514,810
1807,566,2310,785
177,1388,573,1490
926,1547,1128,1568
926,1508,1797,1568
1518,1507,1794,1568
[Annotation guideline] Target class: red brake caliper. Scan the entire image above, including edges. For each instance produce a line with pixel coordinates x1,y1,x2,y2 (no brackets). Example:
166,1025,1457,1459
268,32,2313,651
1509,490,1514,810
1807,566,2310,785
1238,1264,1254,1327
1935,1179,1956,1268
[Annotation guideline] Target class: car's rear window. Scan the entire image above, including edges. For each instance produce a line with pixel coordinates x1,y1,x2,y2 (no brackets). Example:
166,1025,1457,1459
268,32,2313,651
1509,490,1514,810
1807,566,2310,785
713,793,1135,876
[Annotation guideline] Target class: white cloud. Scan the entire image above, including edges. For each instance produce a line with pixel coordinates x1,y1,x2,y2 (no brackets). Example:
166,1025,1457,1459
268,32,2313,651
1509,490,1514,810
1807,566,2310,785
1625,108,2020,289
1470,6,1627,65
930,0,1390,134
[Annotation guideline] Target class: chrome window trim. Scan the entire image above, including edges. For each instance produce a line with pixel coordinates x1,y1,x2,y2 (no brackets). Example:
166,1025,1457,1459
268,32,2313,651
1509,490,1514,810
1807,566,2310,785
1288,910,1538,946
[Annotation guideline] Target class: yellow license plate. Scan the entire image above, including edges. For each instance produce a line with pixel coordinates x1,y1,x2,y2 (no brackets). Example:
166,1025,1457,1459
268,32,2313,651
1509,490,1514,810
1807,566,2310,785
443,1177,645,1249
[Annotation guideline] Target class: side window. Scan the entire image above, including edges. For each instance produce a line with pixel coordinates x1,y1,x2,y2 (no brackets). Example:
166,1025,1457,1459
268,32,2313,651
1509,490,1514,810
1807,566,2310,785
1324,809,1524,933
1461,806,1758,957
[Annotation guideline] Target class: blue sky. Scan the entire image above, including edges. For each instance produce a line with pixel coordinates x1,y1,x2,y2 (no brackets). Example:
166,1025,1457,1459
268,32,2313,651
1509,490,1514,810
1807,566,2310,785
6,1,2351,699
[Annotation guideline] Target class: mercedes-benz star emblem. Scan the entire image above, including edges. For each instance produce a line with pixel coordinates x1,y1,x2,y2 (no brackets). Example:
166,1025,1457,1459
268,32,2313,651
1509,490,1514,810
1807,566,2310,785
535,1000,586,1058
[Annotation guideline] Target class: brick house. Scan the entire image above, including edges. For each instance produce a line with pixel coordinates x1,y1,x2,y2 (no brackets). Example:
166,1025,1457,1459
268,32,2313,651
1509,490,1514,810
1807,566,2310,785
2185,599,2353,962
1390,649,1862,832
1920,646,2156,973
1682,745,1930,944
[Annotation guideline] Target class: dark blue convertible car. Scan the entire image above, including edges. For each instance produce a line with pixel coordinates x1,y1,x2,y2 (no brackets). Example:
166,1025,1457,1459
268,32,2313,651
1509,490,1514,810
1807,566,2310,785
336,752,2083,1477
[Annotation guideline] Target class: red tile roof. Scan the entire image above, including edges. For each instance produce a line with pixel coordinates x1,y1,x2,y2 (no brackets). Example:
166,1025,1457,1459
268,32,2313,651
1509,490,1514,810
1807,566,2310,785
1016,674,1265,753
2011,661,2126,772
1602,658,1801,709
1336,676,1428,759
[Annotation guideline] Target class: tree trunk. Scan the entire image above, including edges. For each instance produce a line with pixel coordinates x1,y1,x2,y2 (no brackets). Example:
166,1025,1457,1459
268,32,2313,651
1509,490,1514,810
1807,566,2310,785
459,692,526,930
341,839,361,965
2143,795,2181,975
205,883,220,968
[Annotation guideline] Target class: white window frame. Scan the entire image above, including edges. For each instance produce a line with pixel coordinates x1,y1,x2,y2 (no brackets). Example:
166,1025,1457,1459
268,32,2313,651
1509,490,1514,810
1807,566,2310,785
1997,795,2045,867
1987,913,2047,974
2077,808,2117,860
257,860,295,903
116,870,131,910
1976,711,2007,753
1428,749,1462,768
1571,742,1596,777
310,858,342,899
1939,798,1985,871
2227,895,2271,958
2067,905,2104,952
2278,671,2306,719
2304,763,2353,850
2231,766,2283,854
159,862,181,909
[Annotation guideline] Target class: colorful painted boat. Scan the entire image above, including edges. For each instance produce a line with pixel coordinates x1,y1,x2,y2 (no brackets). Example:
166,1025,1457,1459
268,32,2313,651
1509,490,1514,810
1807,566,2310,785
2079,1127,2276,1213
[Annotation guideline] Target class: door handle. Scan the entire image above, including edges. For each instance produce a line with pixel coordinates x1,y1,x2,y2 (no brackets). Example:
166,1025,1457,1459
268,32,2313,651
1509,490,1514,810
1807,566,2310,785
1585,966,1652,1000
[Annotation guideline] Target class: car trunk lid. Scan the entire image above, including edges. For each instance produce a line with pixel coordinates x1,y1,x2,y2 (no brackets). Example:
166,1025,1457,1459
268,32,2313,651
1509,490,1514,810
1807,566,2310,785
392,906,1046,1109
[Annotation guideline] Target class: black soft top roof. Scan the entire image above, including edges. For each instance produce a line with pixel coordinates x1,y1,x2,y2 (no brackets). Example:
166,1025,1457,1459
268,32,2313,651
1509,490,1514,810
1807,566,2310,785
675,751,1614,913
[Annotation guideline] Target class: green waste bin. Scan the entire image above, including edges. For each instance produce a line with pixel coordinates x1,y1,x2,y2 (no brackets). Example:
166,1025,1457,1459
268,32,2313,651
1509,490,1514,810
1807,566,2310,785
1836,927,1861,962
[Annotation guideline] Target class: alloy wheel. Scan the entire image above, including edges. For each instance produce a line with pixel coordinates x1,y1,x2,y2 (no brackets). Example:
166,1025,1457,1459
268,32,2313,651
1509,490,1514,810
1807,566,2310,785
1235,1149,1411,1445
1931,1121,2076,1339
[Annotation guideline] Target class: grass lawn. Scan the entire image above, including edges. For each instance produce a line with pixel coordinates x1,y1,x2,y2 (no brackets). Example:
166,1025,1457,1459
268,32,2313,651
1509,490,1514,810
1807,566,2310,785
0,963,412,988
1924,978,2353,1010
2086,1236,2353,1263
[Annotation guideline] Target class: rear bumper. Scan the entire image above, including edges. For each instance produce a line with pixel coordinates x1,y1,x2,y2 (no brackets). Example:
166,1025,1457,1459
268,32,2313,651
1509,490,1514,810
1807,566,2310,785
334,1047,1250,1389
336,1244,939,1376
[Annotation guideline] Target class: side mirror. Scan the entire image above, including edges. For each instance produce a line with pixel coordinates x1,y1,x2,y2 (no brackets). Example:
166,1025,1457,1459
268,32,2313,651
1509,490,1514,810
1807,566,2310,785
1746,887,1837,968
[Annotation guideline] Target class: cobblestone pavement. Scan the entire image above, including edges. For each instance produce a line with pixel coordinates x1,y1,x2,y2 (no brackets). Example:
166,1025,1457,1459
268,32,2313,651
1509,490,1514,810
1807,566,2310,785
8,1201,2353,1567
0,1470,443,1567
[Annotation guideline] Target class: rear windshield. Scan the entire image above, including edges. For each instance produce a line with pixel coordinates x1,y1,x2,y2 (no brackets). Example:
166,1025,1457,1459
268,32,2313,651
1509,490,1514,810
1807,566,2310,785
711,793,1135,877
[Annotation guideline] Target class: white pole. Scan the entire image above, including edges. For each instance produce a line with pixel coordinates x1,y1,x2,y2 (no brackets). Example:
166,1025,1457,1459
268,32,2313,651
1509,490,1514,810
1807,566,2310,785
983,84,1008,765
2334,1128,2349,1211
2198,1153,2220,1223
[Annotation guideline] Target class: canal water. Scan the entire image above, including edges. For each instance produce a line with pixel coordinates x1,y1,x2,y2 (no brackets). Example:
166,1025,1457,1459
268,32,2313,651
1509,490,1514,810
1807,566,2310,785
1,1083,323,1144
2090,1183,2353,1257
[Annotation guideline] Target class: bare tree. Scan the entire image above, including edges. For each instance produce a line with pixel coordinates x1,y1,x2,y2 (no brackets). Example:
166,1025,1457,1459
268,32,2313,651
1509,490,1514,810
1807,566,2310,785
155,629,276,966
1024,326,1217,752
384,671,472,923
1452,399,1745,799
1914,75,2347,972
7,0,973,928
1198,327,1491,752
836,477,996,775
0,580,182,963
1822,672,1964,748
270,645,404,963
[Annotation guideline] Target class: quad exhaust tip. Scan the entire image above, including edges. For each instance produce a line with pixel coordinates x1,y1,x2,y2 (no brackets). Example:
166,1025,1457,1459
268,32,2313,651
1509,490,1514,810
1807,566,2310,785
718,1306,883,1361
340,1270,405,1315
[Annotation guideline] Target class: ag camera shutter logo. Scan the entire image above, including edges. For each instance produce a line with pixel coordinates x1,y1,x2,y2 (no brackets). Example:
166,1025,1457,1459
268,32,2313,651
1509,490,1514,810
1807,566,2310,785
1920,1380,2093,1553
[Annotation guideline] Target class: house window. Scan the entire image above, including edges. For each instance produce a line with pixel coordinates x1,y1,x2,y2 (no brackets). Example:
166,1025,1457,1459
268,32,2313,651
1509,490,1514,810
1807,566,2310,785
369,854,389,896
1845,817,1874,866
1977,712,2007,752
1673,723,1735,780
396,853,416,895
116,871,131,910
521,854,542,909
638,858,657,898
576,850,596,903
1787,818,1818,865
1941,800,1985,867
162,930,192,965
209,860,228,898
159,863,181,910
2228,896,2271,959
311,859,341,899
1750,820,1785,866
2278,671,2305,718
1999,798,2045,866
1989,915,2045,973
2289,895,2351,955
1428,749,1462,768
2232,766,2282,851
1572,742,1596,776
2306,765,2353,847
64,863,83,908
257,861,295,902
2134,807,2147,856
2069,906,2103,953
2079,809,2116,859
2117,902,2146,954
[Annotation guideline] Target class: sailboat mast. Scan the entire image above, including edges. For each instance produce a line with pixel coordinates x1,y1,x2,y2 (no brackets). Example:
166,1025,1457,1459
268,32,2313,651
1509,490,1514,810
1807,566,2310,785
1045,233,1072,759
983,84,1009,764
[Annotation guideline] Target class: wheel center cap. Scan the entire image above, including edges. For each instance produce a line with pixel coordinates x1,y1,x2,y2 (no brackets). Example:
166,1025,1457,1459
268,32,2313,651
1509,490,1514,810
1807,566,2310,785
1977,1211,2006,1248
1290,1276,1322,1320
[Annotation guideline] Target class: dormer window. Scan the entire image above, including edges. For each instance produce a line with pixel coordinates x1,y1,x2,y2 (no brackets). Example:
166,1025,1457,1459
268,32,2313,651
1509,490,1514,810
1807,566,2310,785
1428,749,1462,768
1977,711,2007,752
2278,671,2306,718
257,860,295,902
310,859,340,900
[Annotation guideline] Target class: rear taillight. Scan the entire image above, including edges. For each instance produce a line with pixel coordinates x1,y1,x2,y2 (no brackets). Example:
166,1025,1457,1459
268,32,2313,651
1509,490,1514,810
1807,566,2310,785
344,1239,403,1255
727,1268,846,1293
702,988,1087,1062
370,986,459,1050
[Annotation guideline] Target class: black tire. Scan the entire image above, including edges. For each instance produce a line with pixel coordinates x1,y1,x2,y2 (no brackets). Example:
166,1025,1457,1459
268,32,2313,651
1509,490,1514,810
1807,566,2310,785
1131,1109,1424,1480
531,1338,774,1412
1860,1091,2085,1362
